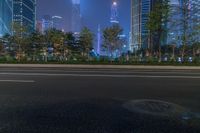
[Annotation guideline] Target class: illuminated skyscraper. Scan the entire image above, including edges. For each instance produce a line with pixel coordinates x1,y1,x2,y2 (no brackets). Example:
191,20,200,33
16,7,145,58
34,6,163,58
130,0,152,52
110,0,119,24
36,21,42,33
190,0,200,43
167,0,183,46
167,0,200,46
13,0,36,32
52,15,64,31
71,0,81,33
97,24,101,55
0,0,13,37
41,15,53,33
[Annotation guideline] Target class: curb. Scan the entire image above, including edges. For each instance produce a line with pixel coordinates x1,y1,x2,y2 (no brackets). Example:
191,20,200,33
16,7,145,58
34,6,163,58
0,64,200,70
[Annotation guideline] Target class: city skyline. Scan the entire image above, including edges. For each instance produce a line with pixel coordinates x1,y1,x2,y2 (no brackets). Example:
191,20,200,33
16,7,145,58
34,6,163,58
37,0,130,35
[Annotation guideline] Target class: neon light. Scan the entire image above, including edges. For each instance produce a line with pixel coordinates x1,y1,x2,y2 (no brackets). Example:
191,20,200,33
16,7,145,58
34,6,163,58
97,25,101,55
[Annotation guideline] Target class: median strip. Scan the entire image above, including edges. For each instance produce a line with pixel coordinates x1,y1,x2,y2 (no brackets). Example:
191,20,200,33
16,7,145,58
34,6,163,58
0,72,200,79
0,80,35,83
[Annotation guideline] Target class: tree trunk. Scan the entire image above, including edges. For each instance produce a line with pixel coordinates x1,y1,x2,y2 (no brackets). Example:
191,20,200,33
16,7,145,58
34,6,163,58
181,45,185,61
193,47,195,57
18,44,21,62
172,46,175,60
158,46,161,62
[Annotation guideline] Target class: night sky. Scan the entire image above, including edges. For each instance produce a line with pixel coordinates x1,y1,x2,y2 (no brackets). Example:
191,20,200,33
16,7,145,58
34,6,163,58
37,0,130,35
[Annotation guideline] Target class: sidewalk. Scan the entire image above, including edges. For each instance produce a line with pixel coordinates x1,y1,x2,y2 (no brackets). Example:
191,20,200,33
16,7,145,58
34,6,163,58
0,64,200,70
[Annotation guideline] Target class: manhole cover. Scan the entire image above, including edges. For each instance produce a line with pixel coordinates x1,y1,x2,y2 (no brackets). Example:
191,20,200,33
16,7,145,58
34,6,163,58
123,99,187,117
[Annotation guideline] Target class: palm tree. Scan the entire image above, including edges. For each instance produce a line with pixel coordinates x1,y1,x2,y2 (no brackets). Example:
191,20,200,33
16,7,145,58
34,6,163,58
102,24,123,58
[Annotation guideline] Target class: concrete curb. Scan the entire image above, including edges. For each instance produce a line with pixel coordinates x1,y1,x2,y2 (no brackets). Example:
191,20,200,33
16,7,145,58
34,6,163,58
0,64,200,70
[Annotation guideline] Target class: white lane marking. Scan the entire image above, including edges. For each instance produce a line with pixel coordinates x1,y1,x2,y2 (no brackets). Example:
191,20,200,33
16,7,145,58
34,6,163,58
0,80,35,83
0,70,199,75
0,72,200,79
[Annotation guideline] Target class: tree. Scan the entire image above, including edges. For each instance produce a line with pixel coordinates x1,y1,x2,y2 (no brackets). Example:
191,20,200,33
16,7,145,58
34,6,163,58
12,22,28,61
27,31,45,61
168,43,177,61
79,27,93,59
44,28,64,60
0,39,3,54
192,42,200,57
64,32,75,50
190,19,200,57
146,0,170,62
170,0,200,59
102,24,123,58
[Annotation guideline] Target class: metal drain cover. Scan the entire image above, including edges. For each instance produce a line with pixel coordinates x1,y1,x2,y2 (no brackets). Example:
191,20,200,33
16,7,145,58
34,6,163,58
124,99,187,117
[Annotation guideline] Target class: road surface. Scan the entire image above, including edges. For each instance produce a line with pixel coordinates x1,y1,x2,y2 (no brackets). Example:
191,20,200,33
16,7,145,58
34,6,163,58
0,67,200,133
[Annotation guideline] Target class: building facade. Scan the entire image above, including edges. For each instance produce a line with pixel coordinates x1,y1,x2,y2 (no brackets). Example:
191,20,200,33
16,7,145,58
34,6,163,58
130,0,153,52
167,0,183,46
13,0,36,33
71,0,82,33
190,0,200,44
41,15,53,34
0,0,13,37
167,0,200,46
52,15,64,32
36,20,42,33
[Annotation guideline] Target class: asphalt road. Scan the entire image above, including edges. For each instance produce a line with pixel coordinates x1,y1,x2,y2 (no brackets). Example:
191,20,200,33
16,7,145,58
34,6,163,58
0,67,200,133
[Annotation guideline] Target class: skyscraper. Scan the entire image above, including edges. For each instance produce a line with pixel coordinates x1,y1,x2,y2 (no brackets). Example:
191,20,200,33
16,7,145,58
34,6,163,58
167,0,200,46
167,0,183,46
52,16,64,31
41,15,53,33
36,21,42,33
71,0,81,33
13,0,36,33
130,0,152,52
0,0,13,37
190,0,200,43
97,24,101,55
110,0,119,24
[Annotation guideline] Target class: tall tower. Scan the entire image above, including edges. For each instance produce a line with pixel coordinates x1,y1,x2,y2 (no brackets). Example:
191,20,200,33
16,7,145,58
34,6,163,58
97,25,101,55
130,0,152,52
167,0,183,46
71,0,81,33
42,15,53,33
0,0,13,37
190,0,200,43
52,16,64,31
13,0,36,32
110,0,119,24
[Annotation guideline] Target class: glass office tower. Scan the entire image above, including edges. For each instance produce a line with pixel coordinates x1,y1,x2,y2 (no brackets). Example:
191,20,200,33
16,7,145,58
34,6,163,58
190,0,200,43
167,0,200,46
130,0,152,52
167,0,183,46
71,0,81,33
41,15,53,34
0,0,13,37
13,0,36,32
